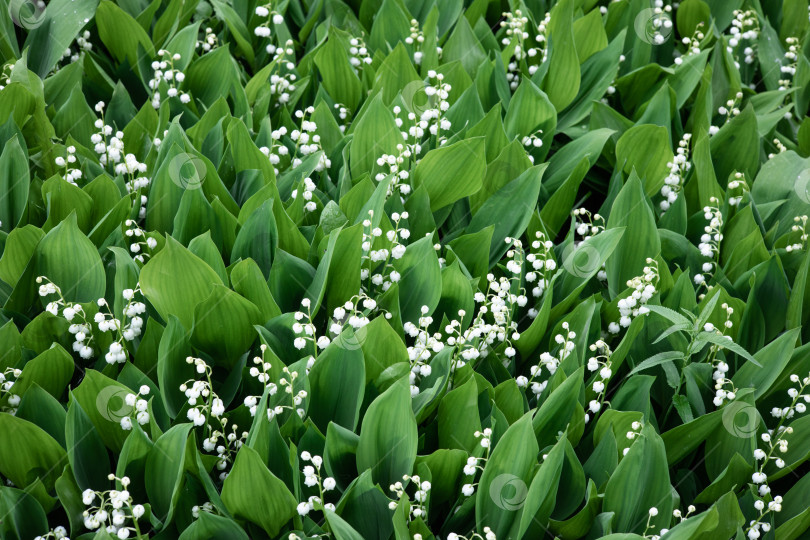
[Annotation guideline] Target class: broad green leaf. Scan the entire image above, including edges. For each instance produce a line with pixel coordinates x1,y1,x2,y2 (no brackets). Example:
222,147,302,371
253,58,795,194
357,377,417,489
412,137,486,211
221,446,297,537
35,212,105,303
140,236,221,328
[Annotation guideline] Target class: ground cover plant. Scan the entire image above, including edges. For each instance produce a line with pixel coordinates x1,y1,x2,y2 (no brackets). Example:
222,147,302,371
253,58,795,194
2,0,810,538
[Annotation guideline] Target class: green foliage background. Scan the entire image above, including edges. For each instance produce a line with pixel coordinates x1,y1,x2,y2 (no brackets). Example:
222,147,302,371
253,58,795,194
1,0,810,539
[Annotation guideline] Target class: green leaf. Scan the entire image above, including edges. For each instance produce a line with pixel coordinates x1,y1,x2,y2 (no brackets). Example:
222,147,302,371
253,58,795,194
542,0,580,110
476,413,539,537
615,125,674,196
315,29,362,111
95,0,155,70
0,413,66,492
357,377,417,489
178,512,249,540
140,236,222,328
604,173,661,297
145,424,192,523
468,165,547,268
0,136,29,232
604,424,673,533
221,445,298,537
412,137,486,211
393,236,442,324
628,351,684,375
11,343,73,398
307,331,365,432
349,94,401,179
23,0,98,77
35,212,105,303
191,284,263,368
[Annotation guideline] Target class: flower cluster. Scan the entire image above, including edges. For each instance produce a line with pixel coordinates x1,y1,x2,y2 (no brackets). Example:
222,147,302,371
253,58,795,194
54,145,82,185
392,105,423,159
572,208,605,240
389,474,431,521
95,288,147,364
360,210,408,293
404,306,443,396
375,143,413,198
264,41,297,104
182,357,245,480
91,102,125,170
747,374,810,539
585,340,614,421
438,255,526,373
525,231,556,303
34,526,69,540
710,303,738,407
609,258,659,333
0,367,22,413
397,71,452,147
405,19,432,65
532,12,552,66
447,529,496,540
674,23,704,66
60,30,93,65
266,365,307,421
648,2,673,45
718,92,743,121
124,221,158,262
660,133,692,211
727,10,759,67
191,502,214,518
348,37,372,69
694,198,722,297
786,215,809,252
521,129,544,150
243,346,278,415
254,3,284,38
522,323,575,396
81,475,145,539
768,137,788,160
460,429,492,497
291,176,319,212
293,298,330,353
148,50,190,108
643,507,664,539
196,27,218,52
779,37,800,91
727,172,749,207
624,420,643,456
37,277,96,359
297,451,336,516
500,9,530,90
291,107,330,171
328,296,376,342
259,126,290,174
119,385,151,431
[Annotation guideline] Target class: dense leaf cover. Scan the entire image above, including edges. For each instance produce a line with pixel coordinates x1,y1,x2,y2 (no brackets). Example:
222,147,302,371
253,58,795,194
2,0,810,539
